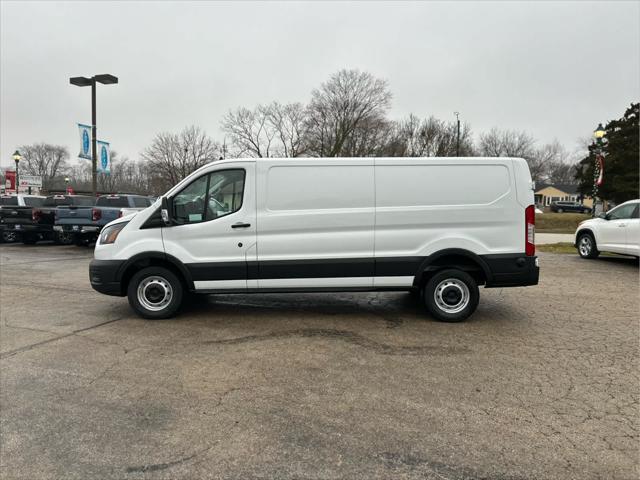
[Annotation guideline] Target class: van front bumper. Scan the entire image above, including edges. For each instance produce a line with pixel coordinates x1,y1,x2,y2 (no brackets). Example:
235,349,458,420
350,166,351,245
483,255,539,288
89,259,126,296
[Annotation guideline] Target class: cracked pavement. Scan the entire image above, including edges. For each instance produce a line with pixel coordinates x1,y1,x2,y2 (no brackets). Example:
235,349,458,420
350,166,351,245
0,244,638,479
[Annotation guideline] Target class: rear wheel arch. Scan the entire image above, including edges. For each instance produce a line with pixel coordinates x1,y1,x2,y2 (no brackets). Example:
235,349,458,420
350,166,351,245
414,249,490,288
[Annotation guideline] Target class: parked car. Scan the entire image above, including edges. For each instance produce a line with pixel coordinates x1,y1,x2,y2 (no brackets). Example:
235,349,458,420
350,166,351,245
55,194,153,246
90,157,539,322
550,201,592,214
0,194,45,242
574,199,640,259
0,194,94,244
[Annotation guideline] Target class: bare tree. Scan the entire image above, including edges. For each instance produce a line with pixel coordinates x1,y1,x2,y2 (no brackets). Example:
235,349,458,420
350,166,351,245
478,128,536,158
533,140,578,185
141,126,221,190
478,128,545,181
18,143,69,189
305,69,392,157
387,115,474,157
221,106,275,158
264,102,309,157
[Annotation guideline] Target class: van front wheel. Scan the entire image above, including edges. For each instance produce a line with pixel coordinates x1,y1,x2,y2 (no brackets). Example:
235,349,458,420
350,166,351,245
127,267,183,319
424,269,479,322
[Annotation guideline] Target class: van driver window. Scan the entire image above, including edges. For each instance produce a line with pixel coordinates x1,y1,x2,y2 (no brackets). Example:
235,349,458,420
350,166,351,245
173,169,245,224
173,175,208,224
205,169,245,220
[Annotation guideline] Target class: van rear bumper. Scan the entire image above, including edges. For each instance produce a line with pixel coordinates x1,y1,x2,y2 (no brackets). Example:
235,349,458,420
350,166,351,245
89,259,126,296
483,254,539,288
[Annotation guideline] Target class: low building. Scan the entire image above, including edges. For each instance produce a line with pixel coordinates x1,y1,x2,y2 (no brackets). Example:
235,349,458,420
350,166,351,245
534,184,592,208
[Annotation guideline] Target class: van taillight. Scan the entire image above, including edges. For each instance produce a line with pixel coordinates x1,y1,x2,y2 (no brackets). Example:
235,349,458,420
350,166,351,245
92,208,102,222
525,205,535,256
32,209,42,222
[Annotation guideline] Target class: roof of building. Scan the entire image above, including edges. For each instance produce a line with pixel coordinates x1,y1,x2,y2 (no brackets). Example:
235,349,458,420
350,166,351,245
535,183,579,195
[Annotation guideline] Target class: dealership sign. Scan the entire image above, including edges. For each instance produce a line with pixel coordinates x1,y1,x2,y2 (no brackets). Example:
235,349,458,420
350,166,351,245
97,140,111,174
19,175,43,187
78,123,92,159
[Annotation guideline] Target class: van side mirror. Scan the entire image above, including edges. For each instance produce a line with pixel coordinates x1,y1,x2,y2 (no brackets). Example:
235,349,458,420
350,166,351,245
160,197,173,226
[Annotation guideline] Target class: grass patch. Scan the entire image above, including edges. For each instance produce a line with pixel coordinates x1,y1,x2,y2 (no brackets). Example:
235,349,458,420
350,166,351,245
536,212,590,234
537,242,620,257
536,242,576,254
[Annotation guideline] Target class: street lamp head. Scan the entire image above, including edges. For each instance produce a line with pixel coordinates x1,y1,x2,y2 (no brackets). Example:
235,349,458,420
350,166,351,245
94,74,118,85
64,177,70,183
12,150,21,163
594,123,606,140
70,76,92,87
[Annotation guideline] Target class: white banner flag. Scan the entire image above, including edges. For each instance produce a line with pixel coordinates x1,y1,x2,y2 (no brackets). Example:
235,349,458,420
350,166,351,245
97,140,111,174
78,123,92,159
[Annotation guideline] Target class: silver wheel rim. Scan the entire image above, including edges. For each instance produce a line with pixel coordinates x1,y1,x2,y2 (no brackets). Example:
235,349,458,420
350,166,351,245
434,278,470,314
3,232,17,242
137,276,173,312
579,236,592,256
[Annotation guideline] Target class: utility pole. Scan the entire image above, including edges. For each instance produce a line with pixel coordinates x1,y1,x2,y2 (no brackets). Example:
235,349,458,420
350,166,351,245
454,112,461,157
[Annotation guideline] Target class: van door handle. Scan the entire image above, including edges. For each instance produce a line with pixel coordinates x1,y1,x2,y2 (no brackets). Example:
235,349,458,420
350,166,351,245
231,222,251,229
618,223,626,227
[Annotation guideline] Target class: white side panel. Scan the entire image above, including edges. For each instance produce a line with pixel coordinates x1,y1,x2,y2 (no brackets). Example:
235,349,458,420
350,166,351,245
373,276,414,287
258,277,373,289
194,280,247,290
256,159,375,288
374,158,523,257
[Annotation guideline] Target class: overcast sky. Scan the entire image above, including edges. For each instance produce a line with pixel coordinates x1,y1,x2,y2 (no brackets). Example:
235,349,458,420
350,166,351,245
1,1,638,169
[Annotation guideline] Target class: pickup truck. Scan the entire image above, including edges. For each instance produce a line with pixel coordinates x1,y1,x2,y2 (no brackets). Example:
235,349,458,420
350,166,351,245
0,194,94,244
55,194,153,246
0,195,46,242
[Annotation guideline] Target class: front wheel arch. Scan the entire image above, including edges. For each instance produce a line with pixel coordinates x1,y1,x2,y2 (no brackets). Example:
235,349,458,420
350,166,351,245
119,253,193,296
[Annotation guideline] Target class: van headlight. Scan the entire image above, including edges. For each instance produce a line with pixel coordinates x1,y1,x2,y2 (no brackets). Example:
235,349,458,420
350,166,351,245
99,222,128,245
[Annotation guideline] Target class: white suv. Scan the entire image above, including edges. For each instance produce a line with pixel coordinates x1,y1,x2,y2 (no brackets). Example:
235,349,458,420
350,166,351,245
575,200,640,259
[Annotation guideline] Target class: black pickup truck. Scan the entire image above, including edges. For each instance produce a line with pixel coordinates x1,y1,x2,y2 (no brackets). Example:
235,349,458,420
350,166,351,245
0,194,94,244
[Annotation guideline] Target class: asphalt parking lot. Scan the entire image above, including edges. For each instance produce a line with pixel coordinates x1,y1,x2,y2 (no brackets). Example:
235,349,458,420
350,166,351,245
0,244,638,480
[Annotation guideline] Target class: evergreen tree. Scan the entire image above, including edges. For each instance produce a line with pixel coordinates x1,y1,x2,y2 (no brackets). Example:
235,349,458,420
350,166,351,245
576,103,639,204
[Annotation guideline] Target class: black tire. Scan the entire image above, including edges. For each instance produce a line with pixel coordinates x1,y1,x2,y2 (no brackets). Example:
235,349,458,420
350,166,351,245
2,231,18,243
577,232,600,259
54,231,73,245
73,235,89,247
22,233,37,245
423,269,479,322
127,266,184,319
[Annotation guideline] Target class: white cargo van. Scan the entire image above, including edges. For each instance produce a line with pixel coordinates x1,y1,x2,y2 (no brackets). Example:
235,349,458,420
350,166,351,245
90,158,539,321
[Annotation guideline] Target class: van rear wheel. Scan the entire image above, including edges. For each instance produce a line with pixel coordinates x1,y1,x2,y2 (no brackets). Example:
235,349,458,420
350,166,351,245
424,269,479,322
127,267,183,319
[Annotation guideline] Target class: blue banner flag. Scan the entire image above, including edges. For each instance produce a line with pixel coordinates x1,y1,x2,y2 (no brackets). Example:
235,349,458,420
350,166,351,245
77,123,92,160
97,140,111,175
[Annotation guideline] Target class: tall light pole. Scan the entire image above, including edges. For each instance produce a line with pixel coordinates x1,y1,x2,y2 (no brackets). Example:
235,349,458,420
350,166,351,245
592,123,606,217
454,112,461,157
70,74,118,197
12,150,21,194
